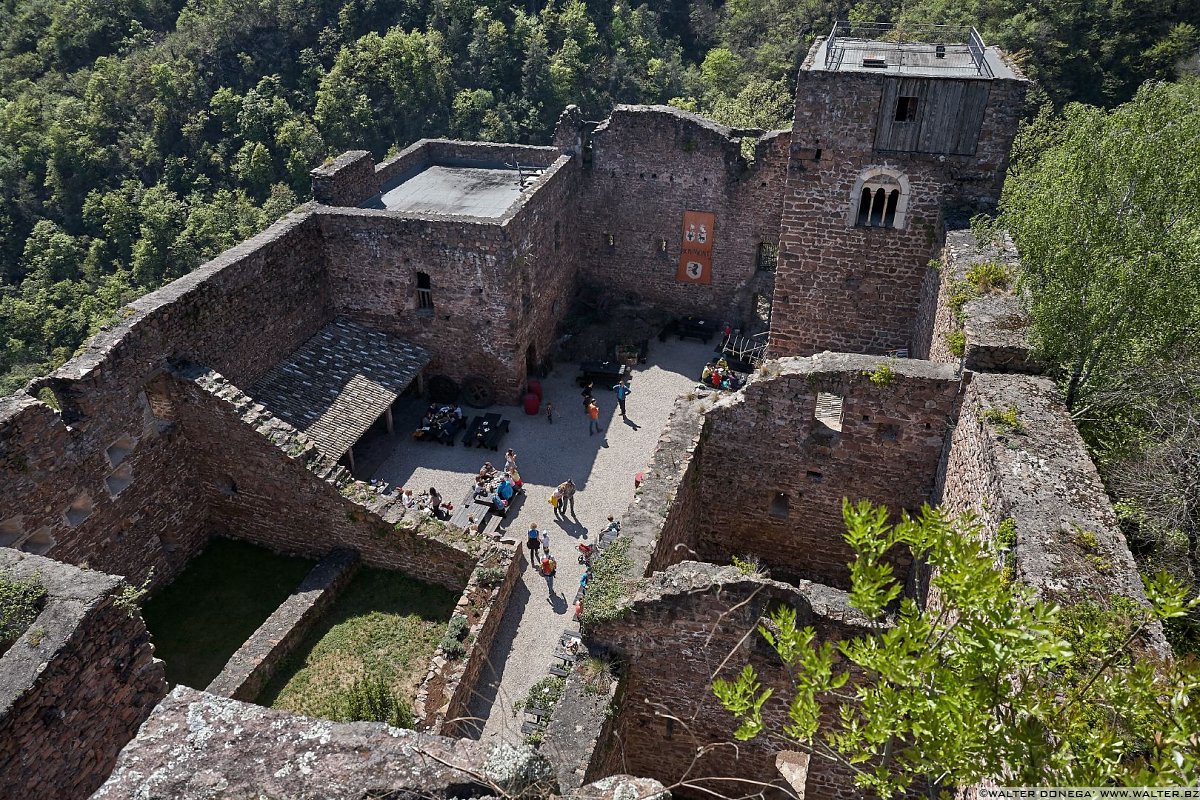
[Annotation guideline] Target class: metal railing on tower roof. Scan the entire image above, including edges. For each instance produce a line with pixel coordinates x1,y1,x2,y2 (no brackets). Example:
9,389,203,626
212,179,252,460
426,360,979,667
823,21,994,78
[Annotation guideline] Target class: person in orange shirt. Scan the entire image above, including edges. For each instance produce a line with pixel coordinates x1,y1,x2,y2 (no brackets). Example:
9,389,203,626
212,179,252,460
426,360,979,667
586,398,601,436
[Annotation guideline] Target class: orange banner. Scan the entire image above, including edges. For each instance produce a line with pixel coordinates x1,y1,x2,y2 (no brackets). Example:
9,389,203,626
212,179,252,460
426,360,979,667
676,211,715,284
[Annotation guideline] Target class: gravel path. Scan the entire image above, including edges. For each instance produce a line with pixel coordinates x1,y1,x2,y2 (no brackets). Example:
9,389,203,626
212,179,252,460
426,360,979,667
370,336,713,742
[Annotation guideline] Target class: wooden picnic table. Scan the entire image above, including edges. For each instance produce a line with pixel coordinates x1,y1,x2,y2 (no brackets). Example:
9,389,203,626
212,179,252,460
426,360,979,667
462,413,510,450
576,360,628,387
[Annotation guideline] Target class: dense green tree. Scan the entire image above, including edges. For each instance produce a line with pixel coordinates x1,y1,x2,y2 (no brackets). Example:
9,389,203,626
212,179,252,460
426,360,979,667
716,501,1200,796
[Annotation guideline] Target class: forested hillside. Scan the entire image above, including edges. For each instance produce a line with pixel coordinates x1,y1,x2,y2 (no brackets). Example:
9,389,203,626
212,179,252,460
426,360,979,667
0,0,1196,395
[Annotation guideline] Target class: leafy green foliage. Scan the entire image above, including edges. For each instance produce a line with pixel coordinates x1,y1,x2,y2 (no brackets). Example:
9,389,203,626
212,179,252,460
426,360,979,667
439,613,469,659
331,673,414,728
1002,81,1200,412
964,261,1011,294
579,535,634,630
715,501,1200,796
0,571,47,650
944,329,966,358
983,404,1024,434
474,565,507,587
866,362,896,387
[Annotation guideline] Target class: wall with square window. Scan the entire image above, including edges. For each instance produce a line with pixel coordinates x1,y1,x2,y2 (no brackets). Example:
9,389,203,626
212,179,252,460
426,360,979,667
686,353,962,589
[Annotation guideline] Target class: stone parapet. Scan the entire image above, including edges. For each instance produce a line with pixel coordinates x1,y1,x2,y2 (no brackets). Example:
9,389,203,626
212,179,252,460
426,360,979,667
206,548,361,701
0,550,166,800
311,150,377,207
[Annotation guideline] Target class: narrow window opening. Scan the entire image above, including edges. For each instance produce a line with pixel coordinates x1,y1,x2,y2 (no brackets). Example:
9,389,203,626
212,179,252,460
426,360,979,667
770,492,790,519
756,242,779,273
553,221,561,252
105,464,134,498
21,528,55,555
806,470,824,483
895,96,919,122
857,188,872,226
64,493,93,527
814,392,844,432
883,190,900,227
0,518,24,548
105,435,136,468
870,188,886,226
416,272,433,311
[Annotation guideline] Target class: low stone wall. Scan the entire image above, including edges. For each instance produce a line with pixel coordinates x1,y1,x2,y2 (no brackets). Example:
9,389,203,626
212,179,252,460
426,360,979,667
413,543,522,735
93,685,557,799
541,658,620,793
937,373,1168,654
311,150,377,207
0,550,166,800
206,548,361,701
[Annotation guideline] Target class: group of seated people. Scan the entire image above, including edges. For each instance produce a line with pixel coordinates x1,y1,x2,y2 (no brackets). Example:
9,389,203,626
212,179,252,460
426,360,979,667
701,357,745,391
398,486,453,520
414,403,465,444
473,460,522,515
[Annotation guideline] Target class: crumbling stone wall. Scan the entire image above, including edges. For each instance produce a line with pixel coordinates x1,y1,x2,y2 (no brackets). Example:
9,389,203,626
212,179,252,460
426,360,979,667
590,562,871,799
311,150,376,207
936,373,1168,653
768,43,1028,358
924,228,1037,373
573,106,790,323
691,354,962,589
156,366,475,590
0,212,332,588
414,544,522,735
0,550,167,800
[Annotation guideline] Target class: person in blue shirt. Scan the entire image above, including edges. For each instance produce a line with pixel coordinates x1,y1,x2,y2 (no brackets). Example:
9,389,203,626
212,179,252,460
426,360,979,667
613,379,631,417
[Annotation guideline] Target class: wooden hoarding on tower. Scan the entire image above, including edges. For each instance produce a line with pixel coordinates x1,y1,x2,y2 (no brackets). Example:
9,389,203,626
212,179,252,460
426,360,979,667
676,210,715,284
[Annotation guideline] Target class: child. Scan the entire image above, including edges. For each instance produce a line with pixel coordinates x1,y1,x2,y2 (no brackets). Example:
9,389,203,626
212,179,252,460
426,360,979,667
545,400,554,424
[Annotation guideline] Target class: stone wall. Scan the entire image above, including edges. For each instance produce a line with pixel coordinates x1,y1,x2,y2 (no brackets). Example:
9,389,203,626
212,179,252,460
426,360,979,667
692,354,962,589
414,543,522,735
206,549,361,701
574,106,790,323
311,150,376,207
936,373,1168,653
316,155,578,402
0,211,331,588
93,685,558,799
768,43,1028,358
924,228,1037,372
160,366,476,590
591,561,872,799
0,550,167,800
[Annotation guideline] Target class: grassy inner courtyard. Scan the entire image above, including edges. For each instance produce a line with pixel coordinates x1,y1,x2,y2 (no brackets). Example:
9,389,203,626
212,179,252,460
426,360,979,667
142,537,315,689
257,567,459,725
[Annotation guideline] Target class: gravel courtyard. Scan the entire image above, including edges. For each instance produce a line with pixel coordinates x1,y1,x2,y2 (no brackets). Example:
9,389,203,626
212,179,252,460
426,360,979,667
370,335,713,742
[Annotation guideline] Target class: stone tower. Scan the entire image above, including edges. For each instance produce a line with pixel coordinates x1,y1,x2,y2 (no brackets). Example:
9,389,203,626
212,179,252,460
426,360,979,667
768,22,1029,358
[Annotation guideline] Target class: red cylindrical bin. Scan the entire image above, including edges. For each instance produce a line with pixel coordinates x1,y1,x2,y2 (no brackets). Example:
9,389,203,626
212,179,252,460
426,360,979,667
523,391,541,415
527,379,543,401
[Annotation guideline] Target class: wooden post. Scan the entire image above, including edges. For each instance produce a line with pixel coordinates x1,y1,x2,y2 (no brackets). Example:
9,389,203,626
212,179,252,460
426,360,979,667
346,446,355,476
384,406,394,435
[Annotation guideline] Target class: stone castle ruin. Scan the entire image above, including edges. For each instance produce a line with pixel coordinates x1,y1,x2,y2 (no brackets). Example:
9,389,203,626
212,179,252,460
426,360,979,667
0,24,1162,800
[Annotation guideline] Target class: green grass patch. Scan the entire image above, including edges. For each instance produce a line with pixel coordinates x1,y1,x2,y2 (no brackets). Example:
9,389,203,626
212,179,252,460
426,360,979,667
142,538,314,689
0,571,47,654
258,567,458,724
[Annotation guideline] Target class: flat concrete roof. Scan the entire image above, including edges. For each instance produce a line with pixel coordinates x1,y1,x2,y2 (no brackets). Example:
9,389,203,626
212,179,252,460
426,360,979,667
365,164,528,217
812,38,1017,80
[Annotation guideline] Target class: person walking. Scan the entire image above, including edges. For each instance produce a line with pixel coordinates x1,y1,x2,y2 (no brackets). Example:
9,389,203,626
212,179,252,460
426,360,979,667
613,379,631,417
526,523,542,567
558,478,577,518
545,400,554,424
587,398,601,435
581,381,593,409
539,527,551,557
